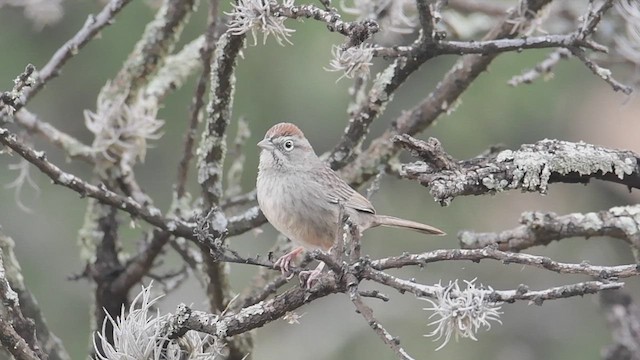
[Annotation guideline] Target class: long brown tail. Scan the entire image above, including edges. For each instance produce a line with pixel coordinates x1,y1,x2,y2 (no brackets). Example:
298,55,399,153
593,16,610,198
373,215,446,235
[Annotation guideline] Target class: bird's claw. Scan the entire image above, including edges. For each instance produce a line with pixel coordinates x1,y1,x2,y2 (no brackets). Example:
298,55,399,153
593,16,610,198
274,246,304,278
299,262,326,289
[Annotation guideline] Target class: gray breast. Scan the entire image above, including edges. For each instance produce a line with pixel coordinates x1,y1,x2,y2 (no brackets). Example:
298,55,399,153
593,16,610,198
257,169,338,250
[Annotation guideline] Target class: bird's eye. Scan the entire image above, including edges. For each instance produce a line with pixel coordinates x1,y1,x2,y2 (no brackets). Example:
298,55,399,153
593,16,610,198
283,140,294,151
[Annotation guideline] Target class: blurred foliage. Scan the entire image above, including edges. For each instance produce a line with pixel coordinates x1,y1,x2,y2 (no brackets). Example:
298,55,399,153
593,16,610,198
0,1,639,359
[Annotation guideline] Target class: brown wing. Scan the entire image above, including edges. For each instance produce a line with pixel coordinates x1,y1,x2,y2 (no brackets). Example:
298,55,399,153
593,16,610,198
315,164,375,214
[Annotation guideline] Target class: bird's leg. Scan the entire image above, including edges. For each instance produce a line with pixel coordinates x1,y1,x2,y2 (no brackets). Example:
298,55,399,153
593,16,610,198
299,261,325,289
274,246,305,278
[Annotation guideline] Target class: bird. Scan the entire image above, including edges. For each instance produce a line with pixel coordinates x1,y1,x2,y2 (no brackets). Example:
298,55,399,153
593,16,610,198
256,122,445,286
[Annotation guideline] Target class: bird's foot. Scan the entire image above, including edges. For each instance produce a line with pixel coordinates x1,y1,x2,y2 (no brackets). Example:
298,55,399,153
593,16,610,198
299,262,326,289
274,246,305,278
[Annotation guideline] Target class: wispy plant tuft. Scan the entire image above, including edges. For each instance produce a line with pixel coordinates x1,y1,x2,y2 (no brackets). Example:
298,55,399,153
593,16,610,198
326,43,374,80
84,91,164,172
94,283,218,360
226,0,296,46
5,158,40,213
422,279,503,351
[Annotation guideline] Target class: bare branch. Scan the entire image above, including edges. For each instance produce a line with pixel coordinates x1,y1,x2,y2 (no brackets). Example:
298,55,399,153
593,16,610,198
363,268,624,304
371,246,640,279
111,231,171,294
566,0,633,94
372,35,601,58
569,46,633,94
0,65,37,118
338,0,555,185
1,0,134,116
0,127,195,238
459,205,640,252
0,313,40,360
14,109,94,163
0,233,70,360
167,280,341,340
508,48,572,86
0,246,43,359
350,288,414,360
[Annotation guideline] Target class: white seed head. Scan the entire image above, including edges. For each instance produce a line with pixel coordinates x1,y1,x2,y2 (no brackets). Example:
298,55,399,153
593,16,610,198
94,283,219,360
226,0,296,46
421,279,503,351
326,43,374,80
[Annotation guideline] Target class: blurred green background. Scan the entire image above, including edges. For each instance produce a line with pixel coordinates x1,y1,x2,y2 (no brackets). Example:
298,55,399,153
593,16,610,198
1,1,639,359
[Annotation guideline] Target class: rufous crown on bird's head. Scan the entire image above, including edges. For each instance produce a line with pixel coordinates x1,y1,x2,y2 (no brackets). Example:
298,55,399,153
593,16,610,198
265,122,304,139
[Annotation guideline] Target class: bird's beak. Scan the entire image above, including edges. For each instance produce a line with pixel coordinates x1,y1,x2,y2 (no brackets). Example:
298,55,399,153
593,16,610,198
257,139,273,150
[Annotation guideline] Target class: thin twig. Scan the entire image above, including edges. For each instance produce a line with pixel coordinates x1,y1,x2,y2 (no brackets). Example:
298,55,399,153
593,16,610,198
569,46,633,94
111,231,171,294
14,109,94,163
371,246,640,278
11,0,134,111
0,127,195,238
350,287,415,360
508,48,572,86
363,267,624,303
176,2,220,200
338,0,555,185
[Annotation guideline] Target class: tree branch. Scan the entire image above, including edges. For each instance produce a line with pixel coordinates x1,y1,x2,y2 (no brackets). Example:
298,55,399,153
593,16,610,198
0,0,134,118
0,127,195,238
338,0,555,186
370,246,640,279
395,136,639,205
0,232,70,360
459,205,640,252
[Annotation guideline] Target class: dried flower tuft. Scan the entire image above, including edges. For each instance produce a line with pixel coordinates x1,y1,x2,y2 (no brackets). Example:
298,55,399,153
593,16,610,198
84,91,164,172
326,44,374,80
421,279,503,350
94,283,219,360
226,0,296,46
5,158,40,213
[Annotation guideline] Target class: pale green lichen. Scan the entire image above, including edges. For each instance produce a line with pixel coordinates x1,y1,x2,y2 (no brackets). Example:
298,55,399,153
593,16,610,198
610,205,640,236
496,140,637,193
481,175,509,191
581,212,604,231
196,33,243,205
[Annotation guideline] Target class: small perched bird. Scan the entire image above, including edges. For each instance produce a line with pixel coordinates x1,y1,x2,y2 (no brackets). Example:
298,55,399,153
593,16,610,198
256,123,445,286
